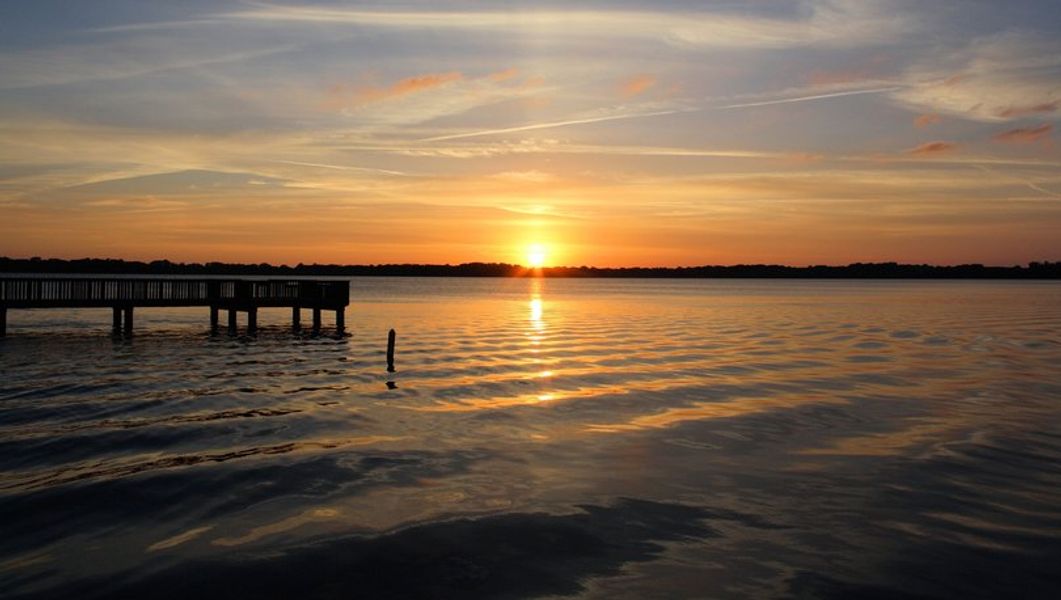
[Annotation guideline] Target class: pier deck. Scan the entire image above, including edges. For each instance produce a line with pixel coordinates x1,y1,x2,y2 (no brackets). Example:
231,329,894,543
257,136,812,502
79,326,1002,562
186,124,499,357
0,278,349,335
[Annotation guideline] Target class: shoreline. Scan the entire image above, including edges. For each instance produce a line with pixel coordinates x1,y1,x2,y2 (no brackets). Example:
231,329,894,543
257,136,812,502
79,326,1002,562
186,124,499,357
3,258,1060,279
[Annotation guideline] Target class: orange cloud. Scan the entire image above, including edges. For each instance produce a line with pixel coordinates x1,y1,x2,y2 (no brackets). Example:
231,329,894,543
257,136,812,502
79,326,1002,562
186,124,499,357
356,72,463,104
486,67,519,82
907,141,957,155
995,102,1059,119
992,123,1053,144
620,74,656,98
323,72,464,110
914,113,941,128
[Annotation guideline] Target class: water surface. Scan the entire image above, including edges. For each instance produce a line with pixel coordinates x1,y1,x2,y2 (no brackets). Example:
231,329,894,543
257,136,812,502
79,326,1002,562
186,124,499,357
2,278,1060,598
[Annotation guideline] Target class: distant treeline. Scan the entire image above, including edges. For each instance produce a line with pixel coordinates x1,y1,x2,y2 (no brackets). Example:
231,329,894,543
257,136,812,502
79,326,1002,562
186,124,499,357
2,257,1060,278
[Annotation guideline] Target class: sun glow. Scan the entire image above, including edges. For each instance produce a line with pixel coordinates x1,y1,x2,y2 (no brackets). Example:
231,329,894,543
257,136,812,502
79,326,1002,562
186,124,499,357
527,243,547,268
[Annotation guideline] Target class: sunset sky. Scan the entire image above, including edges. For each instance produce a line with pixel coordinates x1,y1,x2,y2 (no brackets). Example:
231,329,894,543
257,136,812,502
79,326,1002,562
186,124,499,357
1,1,1060,266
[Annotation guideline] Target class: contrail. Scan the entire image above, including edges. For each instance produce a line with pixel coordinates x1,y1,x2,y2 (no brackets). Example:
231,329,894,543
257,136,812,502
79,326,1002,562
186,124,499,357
718,86,902,109
419,109,687,142
272,159,409,176
418,86,901,142
973,164,1061,199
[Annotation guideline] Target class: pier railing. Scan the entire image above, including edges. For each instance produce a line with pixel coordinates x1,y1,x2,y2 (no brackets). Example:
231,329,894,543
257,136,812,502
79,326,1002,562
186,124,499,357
0,277,350,336
0,278,349,309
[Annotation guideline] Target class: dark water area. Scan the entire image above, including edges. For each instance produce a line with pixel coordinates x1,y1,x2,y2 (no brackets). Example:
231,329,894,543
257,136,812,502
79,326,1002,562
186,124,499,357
2,278,1060,599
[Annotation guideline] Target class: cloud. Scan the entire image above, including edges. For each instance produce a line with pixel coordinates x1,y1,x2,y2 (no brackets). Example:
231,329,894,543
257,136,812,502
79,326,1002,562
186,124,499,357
222,2,918,49
317,69,555,126
992,123,1053,144
328,72,464,108
995,102,1059,119
486,67,520,83
907,141,958,155
914,114,941,128
620,74,656,98
891,32,1061,122
0,40,295,90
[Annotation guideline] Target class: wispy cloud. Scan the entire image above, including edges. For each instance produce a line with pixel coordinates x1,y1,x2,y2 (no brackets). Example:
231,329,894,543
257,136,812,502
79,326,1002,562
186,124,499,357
271,160,410,177
620,74,656,98
486,68,520,83
907,141,958,155
914,113,942,128
325,72,463,110
221,2,918,49
0,41,296,90
972,164,1061,199
892,31,1061,122
992,123,1053,144
995,102,1060,119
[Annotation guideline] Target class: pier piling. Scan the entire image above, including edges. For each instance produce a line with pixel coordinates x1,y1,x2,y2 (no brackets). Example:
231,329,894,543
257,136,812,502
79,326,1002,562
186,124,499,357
123,307,134,335
312,308,322,332
292,307,301,331
387,328,396,372
228,309,237,334
210,306,219,333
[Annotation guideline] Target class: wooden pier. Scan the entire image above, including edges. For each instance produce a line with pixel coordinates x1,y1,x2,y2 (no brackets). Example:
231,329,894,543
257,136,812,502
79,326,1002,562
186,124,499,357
0,278,349,336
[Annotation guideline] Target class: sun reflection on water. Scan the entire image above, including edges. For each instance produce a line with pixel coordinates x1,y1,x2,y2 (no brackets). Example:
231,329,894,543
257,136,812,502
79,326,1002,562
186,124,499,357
529,298,543,325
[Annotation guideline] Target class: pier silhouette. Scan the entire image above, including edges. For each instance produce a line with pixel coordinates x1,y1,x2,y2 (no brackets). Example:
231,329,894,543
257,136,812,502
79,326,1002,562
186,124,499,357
0,278,349,336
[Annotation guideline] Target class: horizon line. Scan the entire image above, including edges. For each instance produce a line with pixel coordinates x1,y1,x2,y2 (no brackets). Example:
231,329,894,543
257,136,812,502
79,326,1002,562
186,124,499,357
2,256,1059,271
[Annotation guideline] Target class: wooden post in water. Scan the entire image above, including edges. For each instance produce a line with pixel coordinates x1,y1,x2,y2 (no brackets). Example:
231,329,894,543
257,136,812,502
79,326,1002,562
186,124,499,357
228,309,237,334
112,307,122,333
247,307,258,334
123,306,134,335
335,308,345,334
0,307,6,337
210,306,219,333
312,308,322,332
387,328,396,372
292,306,301,331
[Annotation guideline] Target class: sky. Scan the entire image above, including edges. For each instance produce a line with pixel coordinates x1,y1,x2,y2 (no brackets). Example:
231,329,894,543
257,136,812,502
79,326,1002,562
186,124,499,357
1,0,1060,267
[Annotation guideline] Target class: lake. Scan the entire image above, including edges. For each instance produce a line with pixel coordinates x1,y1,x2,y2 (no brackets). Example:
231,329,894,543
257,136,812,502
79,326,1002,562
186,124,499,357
2,278,1060,598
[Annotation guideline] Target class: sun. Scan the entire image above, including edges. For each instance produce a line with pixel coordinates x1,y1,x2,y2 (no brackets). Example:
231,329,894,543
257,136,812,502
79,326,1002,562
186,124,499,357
526,243,547,268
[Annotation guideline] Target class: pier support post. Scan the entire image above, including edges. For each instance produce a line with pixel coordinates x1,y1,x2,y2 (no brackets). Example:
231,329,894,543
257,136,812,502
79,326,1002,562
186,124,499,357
228,309,237,335
247,307,258,334
312,308,322,332
0,307,6,337
335,308,345,334
292,307,301,331
123,307,134,335
387,328,396,372
112,307,122,333
210,306,219,333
